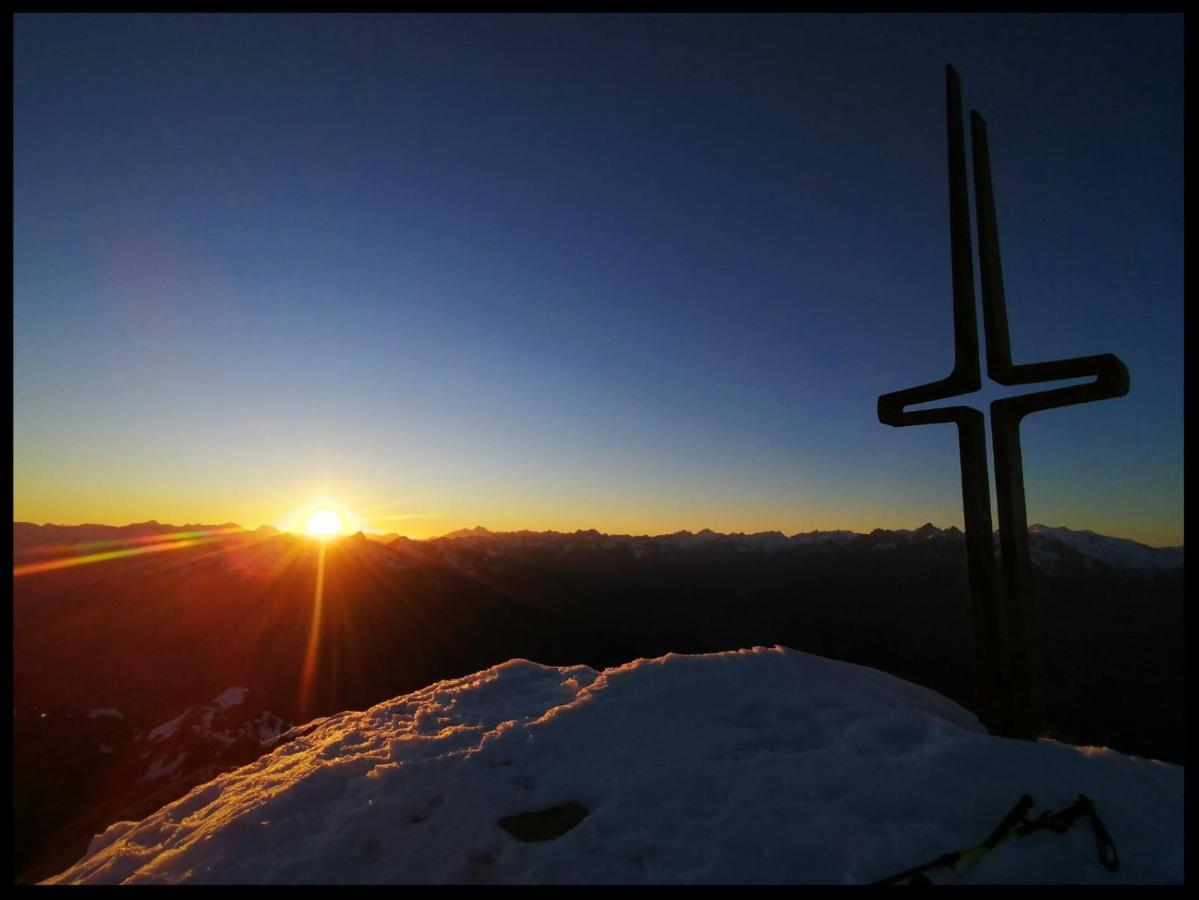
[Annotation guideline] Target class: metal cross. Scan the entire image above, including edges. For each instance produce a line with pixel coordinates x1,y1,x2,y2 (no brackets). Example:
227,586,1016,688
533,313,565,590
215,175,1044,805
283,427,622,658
877,66,1130,740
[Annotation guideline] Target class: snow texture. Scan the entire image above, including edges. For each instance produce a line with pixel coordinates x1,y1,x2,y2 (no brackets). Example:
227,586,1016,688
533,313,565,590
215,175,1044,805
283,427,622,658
47,647,1181,885
146,709,191,742
84,821,139,860
212,687,250,709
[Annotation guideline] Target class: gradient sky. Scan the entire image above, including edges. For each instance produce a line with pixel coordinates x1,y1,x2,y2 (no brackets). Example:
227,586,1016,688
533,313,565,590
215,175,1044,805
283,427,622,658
13,14,1183,545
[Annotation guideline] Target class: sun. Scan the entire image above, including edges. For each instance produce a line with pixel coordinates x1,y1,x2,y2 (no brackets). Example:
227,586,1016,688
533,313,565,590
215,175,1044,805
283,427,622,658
306,508,343,539
278,496,362,539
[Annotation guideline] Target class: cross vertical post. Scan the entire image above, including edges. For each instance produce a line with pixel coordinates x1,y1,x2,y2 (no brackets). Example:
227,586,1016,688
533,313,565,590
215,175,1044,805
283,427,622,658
877,67,1012,737
878,66,1130,741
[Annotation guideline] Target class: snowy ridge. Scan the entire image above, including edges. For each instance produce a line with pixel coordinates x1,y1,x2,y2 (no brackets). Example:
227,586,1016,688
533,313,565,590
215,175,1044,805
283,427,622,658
48,648,1181,884
398,524,1180,574
136,688,285,784
1027,524,1182,572
425,526,861,554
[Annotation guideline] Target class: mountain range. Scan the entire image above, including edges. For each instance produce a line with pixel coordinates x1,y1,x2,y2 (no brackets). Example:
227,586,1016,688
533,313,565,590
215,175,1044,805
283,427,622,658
15,519,1183,569
12,520,1182,883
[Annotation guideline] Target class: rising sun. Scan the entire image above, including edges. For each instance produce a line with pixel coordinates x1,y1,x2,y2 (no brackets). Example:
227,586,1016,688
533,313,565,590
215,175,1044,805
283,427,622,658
306,508,343,539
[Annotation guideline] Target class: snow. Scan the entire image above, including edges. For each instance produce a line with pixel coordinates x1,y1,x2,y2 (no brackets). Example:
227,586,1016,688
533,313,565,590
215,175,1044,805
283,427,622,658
1027,524,1182,571
140,751,187,783
146,709,191,742
207,730,238,748
212,687,250,709
47,647,1181,885
255,712,285,744
84,821,138,860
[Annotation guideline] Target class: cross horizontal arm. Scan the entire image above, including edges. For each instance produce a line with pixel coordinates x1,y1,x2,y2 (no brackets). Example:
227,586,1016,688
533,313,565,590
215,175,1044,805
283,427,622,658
991,354,1128,420
970,110,1130,407
879,66,983,429
878,387,978,427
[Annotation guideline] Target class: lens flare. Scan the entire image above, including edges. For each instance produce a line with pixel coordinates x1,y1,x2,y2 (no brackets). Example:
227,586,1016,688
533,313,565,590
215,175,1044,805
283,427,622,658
12,527,243,578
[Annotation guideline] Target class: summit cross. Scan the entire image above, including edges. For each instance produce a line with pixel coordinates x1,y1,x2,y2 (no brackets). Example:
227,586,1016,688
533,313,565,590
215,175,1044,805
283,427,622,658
877,66,1130,740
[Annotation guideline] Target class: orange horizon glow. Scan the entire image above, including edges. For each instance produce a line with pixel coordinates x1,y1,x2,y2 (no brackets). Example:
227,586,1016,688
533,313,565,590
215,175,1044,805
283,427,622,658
10,510,1186,551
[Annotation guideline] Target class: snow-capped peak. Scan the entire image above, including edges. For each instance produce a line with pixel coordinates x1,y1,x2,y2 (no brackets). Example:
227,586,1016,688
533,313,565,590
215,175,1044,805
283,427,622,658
211,687,249,709
1027,524,1183,572
48,648,1181,885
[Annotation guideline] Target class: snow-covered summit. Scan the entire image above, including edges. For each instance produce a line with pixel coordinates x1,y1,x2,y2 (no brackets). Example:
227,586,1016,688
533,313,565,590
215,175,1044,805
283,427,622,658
47,648,1181,885
1027,524,1182,572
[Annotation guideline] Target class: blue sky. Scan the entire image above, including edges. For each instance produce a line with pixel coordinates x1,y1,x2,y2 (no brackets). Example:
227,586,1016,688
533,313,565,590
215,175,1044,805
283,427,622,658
13,14,1183,544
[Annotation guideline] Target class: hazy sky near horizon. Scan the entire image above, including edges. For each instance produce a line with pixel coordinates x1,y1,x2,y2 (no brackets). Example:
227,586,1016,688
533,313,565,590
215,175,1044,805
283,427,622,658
14,14,1183,545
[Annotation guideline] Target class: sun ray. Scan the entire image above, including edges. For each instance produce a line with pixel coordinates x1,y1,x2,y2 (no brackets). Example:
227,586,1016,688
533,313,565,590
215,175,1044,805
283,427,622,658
298,541,328,719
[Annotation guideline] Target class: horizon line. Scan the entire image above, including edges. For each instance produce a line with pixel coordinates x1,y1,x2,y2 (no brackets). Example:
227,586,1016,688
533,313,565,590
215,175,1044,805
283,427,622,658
12,519,1184,549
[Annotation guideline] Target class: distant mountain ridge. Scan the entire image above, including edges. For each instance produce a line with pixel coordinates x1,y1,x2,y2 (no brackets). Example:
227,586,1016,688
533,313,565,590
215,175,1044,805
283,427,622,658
425,522,1182,561
14,520,1182,573
1025,523,1183,573
397,523,1181,574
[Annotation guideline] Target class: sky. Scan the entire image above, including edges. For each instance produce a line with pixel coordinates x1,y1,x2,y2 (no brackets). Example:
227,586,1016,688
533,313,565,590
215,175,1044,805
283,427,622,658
13,14,1183,545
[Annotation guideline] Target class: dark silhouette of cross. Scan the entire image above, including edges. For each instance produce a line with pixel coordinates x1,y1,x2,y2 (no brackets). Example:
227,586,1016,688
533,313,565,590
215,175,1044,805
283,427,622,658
878,66,1130,740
